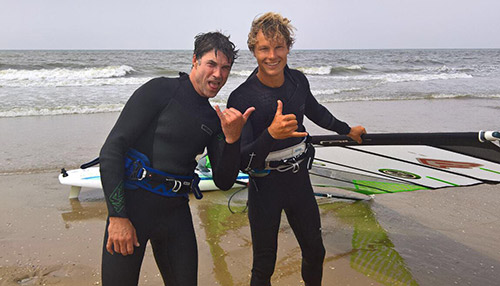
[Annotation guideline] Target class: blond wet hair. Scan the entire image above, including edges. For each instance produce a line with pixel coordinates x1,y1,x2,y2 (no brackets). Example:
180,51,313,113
247,12,296,52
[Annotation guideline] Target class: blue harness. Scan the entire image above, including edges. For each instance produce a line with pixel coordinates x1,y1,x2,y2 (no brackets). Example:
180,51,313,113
124,148,203,199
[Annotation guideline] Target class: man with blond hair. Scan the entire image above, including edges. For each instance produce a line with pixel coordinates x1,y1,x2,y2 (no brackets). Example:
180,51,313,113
227,12,366,285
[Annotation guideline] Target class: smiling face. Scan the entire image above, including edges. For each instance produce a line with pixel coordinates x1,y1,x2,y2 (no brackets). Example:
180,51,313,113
189,49,232,98
253,30,289,87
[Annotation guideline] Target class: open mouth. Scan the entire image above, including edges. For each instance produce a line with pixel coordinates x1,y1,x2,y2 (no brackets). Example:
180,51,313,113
208,81,220,90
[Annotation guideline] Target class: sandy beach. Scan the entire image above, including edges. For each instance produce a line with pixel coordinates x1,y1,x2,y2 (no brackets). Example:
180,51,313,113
2,171,500,285
1,99,500,285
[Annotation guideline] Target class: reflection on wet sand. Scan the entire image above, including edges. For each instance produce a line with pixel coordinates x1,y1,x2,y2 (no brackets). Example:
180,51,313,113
60,199,107,225
194,188,417,285
320,200,418,286
198,201,249,285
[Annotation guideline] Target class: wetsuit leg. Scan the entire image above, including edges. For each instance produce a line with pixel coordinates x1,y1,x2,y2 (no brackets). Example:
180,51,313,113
150,199,198,286
248,177,283,286
101,216,149,286
284,172,325,286
101,190,193,286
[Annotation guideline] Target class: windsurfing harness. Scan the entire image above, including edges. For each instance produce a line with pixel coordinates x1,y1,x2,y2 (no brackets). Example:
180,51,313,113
247,138,315,177
124,148,203,199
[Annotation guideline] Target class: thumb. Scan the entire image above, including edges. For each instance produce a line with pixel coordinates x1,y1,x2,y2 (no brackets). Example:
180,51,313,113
242,107,255,120
275,100,283,116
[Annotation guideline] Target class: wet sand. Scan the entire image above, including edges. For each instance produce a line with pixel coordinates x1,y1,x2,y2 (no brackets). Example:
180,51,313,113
1,98,500,285
0,172,378,286
1,172,499,285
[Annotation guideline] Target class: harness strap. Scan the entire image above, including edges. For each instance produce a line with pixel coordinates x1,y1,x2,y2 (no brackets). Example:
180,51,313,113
124,148,203,199
249,140,315,177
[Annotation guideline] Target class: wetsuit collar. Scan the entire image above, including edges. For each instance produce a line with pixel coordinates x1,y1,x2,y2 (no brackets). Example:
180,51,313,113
181,72,211,103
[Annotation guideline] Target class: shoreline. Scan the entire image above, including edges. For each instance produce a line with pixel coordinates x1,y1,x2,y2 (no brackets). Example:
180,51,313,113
1,97,499,175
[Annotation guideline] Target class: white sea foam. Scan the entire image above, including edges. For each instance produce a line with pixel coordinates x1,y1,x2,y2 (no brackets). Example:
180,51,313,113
297,66,332,75
2,93,498,118
231,65,363,77
346,65,363,70
315,93,491,103
327,72,473,83
0,104,125,118
311,87,362,95
230,70,253,77
384,72,473,83
0,65,145,87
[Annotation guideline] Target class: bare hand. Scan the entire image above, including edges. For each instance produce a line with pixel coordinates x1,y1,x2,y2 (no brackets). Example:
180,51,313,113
215,105,255,144
106,217,140,256
268,100,308,140
347,125,367,144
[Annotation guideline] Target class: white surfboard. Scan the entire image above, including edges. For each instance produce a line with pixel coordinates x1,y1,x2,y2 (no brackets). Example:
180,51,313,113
315,146,482,189
59,167,249,199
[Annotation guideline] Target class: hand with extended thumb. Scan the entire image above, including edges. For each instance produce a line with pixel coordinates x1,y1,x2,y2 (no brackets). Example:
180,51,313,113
215,105,255,143
268,100,308,140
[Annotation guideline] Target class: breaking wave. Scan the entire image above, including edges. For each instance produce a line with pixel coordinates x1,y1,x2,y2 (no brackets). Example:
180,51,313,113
0,65,146,87
0,104,125,118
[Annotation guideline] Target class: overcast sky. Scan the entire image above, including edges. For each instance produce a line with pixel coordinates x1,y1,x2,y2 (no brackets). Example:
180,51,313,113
1,0,499,50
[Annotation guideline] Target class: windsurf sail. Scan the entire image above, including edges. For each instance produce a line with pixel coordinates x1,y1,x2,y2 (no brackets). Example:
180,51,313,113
309,131,500,195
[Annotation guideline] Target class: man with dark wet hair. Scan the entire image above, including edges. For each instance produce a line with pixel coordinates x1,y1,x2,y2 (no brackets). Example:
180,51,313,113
99,31,254,286
228,13,366,285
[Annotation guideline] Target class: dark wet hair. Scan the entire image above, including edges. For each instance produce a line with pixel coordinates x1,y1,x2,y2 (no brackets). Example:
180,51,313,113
193,32,238,66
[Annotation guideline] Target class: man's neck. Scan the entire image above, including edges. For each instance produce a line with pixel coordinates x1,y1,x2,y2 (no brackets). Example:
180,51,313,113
256,70,285,88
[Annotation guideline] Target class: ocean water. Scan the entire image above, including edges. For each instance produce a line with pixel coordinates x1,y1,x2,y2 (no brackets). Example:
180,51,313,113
1,49,500,117
1,49,499,174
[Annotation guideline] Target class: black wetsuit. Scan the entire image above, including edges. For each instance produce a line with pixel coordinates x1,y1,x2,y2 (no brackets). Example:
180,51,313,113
99,73,240,286
227,66,351,286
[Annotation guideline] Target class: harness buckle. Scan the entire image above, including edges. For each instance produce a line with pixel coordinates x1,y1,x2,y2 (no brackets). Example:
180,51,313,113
164,179,190,193
138,168,147,180
129,161,148,181
171,180,182,192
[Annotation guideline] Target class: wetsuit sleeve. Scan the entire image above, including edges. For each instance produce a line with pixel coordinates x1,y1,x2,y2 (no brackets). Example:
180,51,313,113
99,78,171,217
302,75,351,135
206,134,242,190
227,94,277,171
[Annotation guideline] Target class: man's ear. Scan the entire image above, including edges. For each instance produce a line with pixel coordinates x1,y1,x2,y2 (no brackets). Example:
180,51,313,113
192,54,198,68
